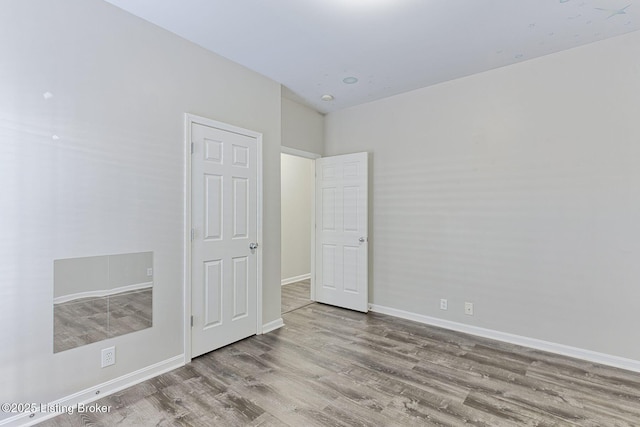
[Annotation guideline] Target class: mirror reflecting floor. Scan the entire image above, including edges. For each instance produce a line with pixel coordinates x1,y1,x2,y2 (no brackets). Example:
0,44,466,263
281,279,312,314
54,288,152,353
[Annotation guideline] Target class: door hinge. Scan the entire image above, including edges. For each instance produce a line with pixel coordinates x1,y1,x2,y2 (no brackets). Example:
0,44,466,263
191,142,194,154
191,228,195,241
190,315,194,327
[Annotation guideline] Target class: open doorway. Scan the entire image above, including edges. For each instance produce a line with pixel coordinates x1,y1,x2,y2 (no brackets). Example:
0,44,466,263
280,148,319,314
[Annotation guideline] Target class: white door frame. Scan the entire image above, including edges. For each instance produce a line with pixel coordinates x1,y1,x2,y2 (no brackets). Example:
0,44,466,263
184,113,263,363
281,146,320,302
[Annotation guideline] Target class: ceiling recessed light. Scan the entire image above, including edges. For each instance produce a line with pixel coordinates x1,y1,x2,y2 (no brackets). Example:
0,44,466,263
321,94,334,101
343,76,358,84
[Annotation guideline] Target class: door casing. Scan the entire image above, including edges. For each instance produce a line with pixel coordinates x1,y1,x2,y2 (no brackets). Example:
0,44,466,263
280,148,369,311
280,146,320,302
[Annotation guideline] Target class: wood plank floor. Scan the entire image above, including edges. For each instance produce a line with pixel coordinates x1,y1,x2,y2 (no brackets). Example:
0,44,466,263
42,302,640,426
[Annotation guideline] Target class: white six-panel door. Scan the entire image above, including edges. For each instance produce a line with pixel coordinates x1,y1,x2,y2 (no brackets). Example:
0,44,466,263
315,152,368,312
190,121,258,358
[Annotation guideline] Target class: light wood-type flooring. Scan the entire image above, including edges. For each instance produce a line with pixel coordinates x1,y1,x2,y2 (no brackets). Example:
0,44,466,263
42,282,640,426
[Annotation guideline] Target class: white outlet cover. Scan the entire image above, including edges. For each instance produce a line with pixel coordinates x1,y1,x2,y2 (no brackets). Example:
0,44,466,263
464,302,474,315
147,268,153,276
440,299,448,310
101,346,116,368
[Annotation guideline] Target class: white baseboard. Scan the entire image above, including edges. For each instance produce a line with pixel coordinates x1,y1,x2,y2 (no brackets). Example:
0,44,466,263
262,318,284,334
281,274,311,286
1,355,184,427
369,304,640,374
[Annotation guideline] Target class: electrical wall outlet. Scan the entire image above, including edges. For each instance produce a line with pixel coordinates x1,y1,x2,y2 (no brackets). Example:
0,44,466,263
147,268,153,277
440,299,448,310
464,302,474,316
101,346,116,368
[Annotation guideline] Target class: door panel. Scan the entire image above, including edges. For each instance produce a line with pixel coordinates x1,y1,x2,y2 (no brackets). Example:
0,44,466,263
204,260,222,327
233,177,249,238
232,256,249,319
191,122,257,358
315,152,368,312
204,175,222,240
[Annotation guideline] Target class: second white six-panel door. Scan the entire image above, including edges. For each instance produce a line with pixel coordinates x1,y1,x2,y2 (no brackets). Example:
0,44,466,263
315,152,369,312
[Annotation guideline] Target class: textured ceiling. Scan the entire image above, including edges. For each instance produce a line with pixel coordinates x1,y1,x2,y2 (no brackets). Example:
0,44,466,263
104,0,639,113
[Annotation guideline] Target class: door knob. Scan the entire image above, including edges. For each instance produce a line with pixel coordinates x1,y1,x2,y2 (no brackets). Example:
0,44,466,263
359,237,367,243
249,242,259,250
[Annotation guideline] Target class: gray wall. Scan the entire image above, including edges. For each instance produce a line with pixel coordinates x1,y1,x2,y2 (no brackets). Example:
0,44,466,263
281,97,324,155
281,154,313,282
325,30,640,361
0,0,281,413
